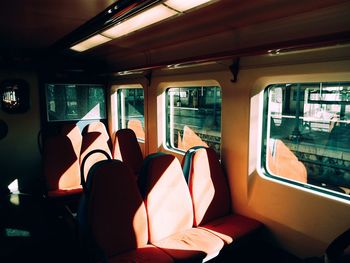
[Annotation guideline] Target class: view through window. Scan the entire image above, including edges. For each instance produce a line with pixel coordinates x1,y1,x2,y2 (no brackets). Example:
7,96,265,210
263,82,350,200
46,84,106,121
116,88,145,141
166,86,221,154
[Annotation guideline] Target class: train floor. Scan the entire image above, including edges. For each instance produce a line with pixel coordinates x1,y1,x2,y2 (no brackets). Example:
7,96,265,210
1,193,306,263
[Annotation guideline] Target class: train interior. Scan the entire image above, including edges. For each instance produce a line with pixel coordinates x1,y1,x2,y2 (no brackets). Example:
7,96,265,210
0,0,350,262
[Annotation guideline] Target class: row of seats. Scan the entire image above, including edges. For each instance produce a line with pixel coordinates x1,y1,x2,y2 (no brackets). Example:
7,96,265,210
79,146,263,262
42,121,144,203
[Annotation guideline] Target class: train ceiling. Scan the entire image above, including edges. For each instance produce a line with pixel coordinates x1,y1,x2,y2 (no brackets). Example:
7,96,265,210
0,0,350,72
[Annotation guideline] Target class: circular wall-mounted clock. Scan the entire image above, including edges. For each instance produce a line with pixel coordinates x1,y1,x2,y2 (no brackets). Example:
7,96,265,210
0,79,30,113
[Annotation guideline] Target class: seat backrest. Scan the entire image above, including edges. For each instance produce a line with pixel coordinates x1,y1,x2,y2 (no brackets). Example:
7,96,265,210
183,146,231,226
113,128,144,175
84,121,112,150
80,122,112,179
139,153,194,243
60,123,82,157
81,159,148,258
43,134,81,191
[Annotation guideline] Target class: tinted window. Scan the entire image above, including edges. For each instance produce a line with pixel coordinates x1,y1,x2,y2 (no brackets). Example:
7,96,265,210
116,88,145,141
166,86,221,154
263,82,350,201
46,84,106,121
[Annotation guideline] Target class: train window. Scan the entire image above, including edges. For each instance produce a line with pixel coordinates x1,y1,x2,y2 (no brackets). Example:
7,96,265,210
45,84,106,121
116,87,145,141
262,82,350,201
166,86,221,154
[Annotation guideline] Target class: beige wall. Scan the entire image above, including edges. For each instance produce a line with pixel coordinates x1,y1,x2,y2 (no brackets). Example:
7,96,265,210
0,71,41,194
245,60,350,258
142,54,350,258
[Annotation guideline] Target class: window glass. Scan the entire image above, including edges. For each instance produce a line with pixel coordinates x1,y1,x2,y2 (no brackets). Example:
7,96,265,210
263,82,350,200
166,86,221,154
116,88,145,141
46,84,106,121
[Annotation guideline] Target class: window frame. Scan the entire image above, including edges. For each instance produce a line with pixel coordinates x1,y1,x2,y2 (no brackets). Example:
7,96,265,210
261,83,350,202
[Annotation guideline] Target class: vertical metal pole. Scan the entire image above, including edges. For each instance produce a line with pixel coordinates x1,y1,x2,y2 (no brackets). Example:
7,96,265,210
121,89,126,128
292,84,301,141
213,87,217,127
170,91,175,147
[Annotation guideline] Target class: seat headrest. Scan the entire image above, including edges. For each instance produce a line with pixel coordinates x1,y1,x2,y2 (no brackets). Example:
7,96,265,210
81,159,149,257
113,129,144,175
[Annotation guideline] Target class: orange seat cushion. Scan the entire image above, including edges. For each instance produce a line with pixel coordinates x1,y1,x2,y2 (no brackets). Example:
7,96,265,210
199,214,263,244
152,228,224,262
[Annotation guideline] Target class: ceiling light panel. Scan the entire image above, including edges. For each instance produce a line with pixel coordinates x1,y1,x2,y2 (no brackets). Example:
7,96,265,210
164,0,213,12
102,4,178,39
70,34,112,52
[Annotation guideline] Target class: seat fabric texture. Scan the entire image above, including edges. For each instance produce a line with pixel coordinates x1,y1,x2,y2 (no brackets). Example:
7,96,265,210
80,122,112,178
113,128,144,176
81,159,172,262
84,122,112,150
141,153,224,261
184,147,262,245
43,134,82,196
60,123,82,157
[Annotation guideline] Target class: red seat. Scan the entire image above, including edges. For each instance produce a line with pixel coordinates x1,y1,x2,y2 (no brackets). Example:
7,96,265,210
82,159,173,262
140,153,224,262
113,128,143,176
83,122,112,150
183,147,262,245
43,134,82,199
42,123,84,215
60,123,82,158
80,122,112,179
